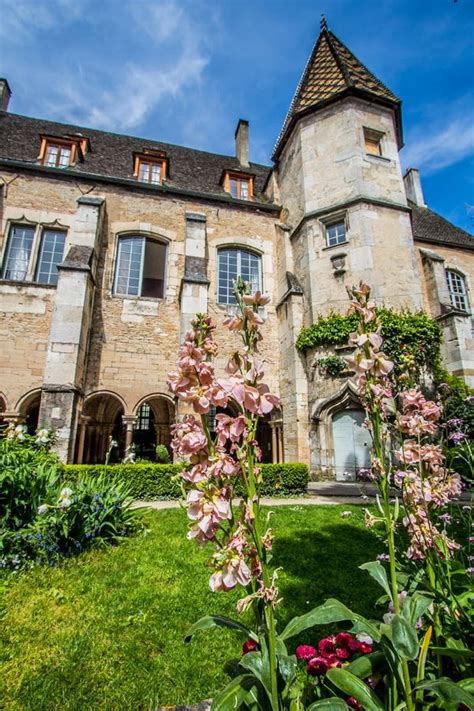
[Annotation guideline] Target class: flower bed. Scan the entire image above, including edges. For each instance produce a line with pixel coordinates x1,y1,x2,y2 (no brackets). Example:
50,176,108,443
62,462,309,500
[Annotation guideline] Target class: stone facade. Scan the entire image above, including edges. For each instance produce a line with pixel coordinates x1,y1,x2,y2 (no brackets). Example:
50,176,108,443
0,25,472,478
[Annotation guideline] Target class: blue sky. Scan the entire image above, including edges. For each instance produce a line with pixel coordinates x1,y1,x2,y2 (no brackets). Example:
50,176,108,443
1,0,473,232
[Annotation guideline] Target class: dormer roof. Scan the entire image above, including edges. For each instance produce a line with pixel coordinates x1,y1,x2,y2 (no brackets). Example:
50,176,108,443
273,18,402,160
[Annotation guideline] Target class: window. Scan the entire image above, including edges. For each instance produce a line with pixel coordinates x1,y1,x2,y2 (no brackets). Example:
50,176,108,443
218,248,262,305
43,142,72,168
35,229,67,285
137,158,165,185
223,171,253,200
113,236,167,298
326,221,346,248
136,403,151,430
446,269,469,312
364,128,384,157
1,224,66,283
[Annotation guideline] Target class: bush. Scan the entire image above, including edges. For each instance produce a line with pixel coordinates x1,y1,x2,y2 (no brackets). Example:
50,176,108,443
155,444,171,463
0,430,141,570
63,462,310,500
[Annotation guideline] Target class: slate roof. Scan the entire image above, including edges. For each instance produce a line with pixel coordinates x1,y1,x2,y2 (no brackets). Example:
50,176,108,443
411,203,474,250
0,111,274,205
273,23,402,159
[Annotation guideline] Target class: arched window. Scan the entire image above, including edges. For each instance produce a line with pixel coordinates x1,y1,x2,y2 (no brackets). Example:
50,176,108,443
217,247,262,305
446,269,469,312
113,236,166,298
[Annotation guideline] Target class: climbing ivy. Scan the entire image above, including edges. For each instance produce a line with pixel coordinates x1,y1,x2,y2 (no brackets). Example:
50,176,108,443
296,308,443,381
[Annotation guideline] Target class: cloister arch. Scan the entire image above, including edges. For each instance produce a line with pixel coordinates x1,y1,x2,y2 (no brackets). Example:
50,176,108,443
16,388,42,434
131,393,175,460
79,391,126,464
0,393,7,433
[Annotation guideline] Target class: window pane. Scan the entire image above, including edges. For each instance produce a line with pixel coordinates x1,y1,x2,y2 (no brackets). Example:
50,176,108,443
218,248,262,305
142,239,166,298
139,162,149,182
45,145,59,167
35,230,66,285
58,146,71,167
326,222,346,247
240,179,249,199
114,237,144,296
2,224,35,281
150,163,162,184
230,178,238,198
446,270,468,312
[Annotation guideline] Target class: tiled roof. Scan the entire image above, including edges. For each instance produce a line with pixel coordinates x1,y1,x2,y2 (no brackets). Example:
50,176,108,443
273,25,401,159
411,203,474,250
0,112,273,204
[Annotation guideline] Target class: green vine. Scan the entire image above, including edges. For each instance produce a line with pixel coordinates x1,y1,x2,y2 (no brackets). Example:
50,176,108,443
297,309,443,383
317,355,346,377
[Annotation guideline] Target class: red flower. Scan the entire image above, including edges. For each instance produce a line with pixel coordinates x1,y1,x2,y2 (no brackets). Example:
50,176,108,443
335,646,351,660
347,697,364,710
335,632,354,647
358,642,373,655
295,644,317,661
325,655,342,669
242,639,258,655
348,638,361,652
306,656,330,676
318,635,336,654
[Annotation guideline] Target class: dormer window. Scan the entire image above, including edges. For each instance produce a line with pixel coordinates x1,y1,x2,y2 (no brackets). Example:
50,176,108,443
44,143,71,168
134,151,167,185
223,171,253,200
39,135,89,169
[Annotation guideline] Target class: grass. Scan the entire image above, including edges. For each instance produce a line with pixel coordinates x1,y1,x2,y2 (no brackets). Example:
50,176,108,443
0,505,383,710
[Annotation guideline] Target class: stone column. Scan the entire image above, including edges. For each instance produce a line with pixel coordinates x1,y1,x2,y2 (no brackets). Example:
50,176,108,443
39,196,105,462
122,415,137,452
270,423,277,464
180,212,209,339
76,415,91,464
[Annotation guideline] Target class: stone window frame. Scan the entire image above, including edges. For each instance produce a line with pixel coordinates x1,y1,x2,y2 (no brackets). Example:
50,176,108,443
363,126,386,158
110,230,170,302
319,210,350,250
0,218,68,286
216,245,263,306
445,267,470,313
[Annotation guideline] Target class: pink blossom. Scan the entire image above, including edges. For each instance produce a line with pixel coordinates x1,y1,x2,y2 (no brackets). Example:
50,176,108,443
296,645,317,661
242,291,270,306
209,554,252,591
306,657,330,676
186,489,232,544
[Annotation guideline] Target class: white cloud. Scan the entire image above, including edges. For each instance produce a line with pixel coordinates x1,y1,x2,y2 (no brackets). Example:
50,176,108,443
403,111,474,175
0,0,87,42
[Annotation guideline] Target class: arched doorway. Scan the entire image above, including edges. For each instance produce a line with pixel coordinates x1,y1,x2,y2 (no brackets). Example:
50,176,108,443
81,392,125,464
133,395,175,461
0,394,7,435
332,408,371,481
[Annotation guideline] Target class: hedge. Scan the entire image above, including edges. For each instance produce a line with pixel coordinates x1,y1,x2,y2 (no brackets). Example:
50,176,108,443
62,462,309,500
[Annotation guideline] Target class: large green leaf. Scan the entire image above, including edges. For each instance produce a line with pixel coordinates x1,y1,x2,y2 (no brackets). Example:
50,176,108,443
326,668,385,711
346,651,386,679
391,615,419,660
430,646,474,660
359,561,391,598
280,598,380,642
307,699,348,710
239,652,269,693
278,654,297,683
415,678,474,706
184,615,257,643
404,593,433,626
211,674,260,711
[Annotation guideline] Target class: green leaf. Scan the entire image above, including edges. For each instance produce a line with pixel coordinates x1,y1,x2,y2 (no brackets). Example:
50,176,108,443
326,668,385,711
280,598,380,642
346,651,386,679
239,651,270,696
430,646,474,660
459,678,474,694
391,614,419,660
406,594,433,626
307,699,348,710
415,678,474,706
211,674,260,711
184,615,256,643
278,654,297,683
360,561,392,598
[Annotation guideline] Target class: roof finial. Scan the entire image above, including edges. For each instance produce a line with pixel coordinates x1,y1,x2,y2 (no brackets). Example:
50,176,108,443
320,14,328,31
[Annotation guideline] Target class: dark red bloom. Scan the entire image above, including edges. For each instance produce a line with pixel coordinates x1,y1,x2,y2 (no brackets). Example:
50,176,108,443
358,642,373,654
242,639,258,655
348,638,361,652
306,656,330,676
335,632,354,647
335,646,351,660
324,654,342,669
295,644,317,661
347,697,363,710
318,635,336,654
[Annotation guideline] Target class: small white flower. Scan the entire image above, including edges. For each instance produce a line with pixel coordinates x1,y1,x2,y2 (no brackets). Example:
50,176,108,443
36,428,50,444
38,504,48,515
60,487,73,498
356,632,374,645
110,440,118,448
60,498,72,508
340,510,352,518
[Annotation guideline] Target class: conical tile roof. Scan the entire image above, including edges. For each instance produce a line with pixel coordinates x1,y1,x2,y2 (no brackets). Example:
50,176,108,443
273,20,402,159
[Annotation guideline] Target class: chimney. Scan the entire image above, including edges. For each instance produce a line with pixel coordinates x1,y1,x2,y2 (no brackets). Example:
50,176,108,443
403,168,426,207
235,119,249,167
0,79,12,112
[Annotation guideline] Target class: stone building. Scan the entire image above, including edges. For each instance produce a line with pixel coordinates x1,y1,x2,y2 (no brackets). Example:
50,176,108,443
0,21,472,478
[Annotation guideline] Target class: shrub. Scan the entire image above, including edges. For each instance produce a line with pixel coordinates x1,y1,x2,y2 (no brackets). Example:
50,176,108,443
63,462,309,500
155,444,171,463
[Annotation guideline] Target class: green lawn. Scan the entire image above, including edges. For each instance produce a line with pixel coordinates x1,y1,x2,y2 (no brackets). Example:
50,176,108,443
0,505,382,710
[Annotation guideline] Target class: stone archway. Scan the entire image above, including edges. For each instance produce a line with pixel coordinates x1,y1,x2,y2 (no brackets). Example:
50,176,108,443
17,389,42,434
0,394,7,434
131,394,175,461
80,392,125,464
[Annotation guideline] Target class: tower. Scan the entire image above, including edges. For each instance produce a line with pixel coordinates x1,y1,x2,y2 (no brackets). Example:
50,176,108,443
274,18,423,471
